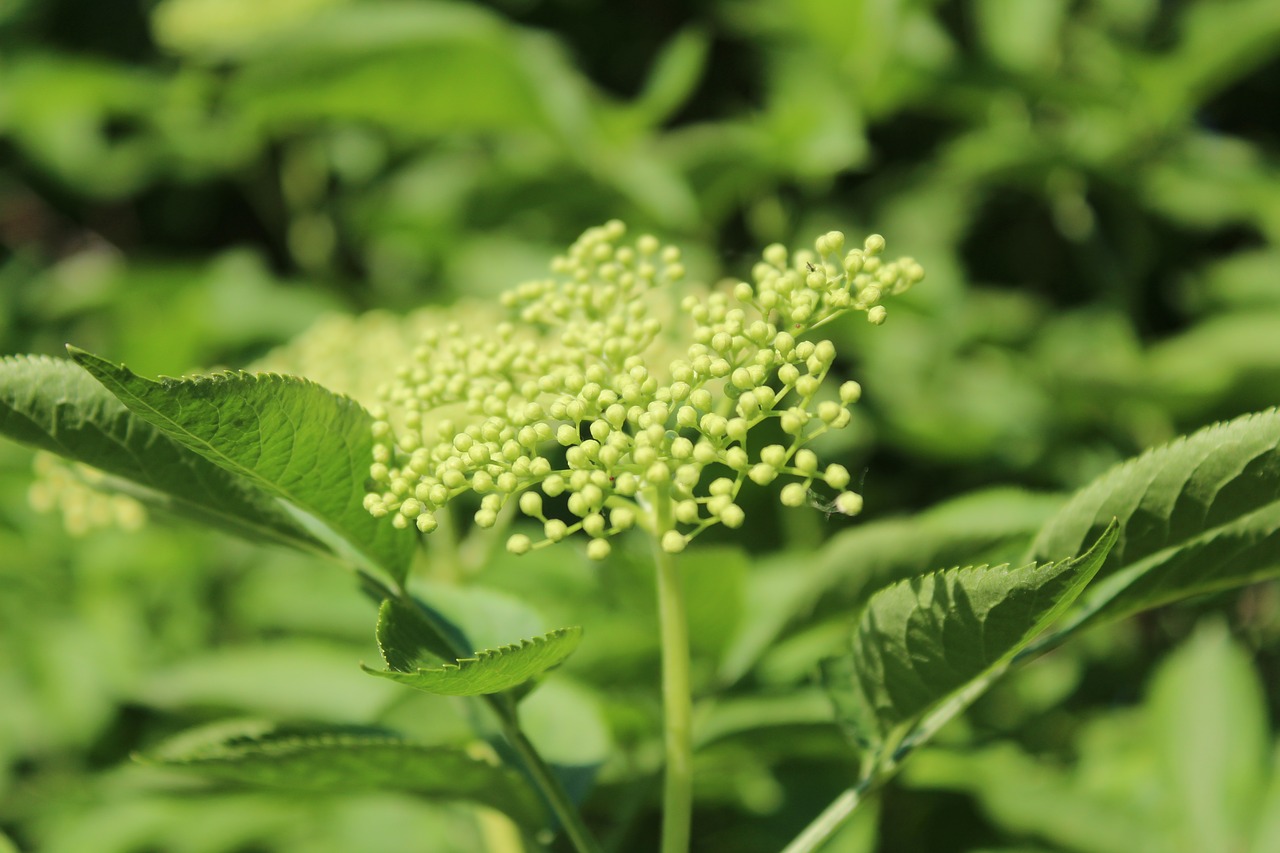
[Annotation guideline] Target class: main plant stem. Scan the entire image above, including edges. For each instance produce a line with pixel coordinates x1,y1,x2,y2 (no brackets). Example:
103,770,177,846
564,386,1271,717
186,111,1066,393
651,493,693,853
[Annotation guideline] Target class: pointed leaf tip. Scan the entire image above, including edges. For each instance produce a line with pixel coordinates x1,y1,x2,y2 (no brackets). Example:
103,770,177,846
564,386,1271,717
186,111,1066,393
366,624,583,696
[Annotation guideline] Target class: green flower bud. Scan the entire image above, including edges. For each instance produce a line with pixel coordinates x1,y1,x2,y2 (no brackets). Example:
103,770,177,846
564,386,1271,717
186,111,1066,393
519,491,543,517
661,530,688,553
835,491,863,516
825,464,850,489
507,534,532,555
749,463,777,486
587,538,612,560
780,483,808,507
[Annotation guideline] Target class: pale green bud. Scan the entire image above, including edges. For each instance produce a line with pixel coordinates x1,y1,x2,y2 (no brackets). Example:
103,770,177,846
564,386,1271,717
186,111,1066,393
724,446,749,470
780,483,808,507
825,464,851,489
587,538,612,560
507,534,532,555
720,504,745,528
749,463,776,485
545,519,568,541
661,530,688,553
557,424,579,446
840,381,862,404
794,450,818,474
761,445,787,467
835,491,864,516
519,491,543,517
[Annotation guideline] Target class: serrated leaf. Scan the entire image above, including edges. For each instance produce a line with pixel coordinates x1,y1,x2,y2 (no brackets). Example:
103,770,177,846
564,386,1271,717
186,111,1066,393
721,487,1061,685
0,355,322,552
141,720,542,826
365,611,583,696
70,348,415,582
1030,407,1280,627
832,523,1117,749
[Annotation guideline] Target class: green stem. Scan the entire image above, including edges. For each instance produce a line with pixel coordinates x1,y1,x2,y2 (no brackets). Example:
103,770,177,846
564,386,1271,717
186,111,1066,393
651,493,693,853
495,703,604,853
779,782,868,853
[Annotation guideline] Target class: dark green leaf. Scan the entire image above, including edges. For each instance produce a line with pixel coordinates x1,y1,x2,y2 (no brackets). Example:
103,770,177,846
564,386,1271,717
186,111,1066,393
142,720,543,826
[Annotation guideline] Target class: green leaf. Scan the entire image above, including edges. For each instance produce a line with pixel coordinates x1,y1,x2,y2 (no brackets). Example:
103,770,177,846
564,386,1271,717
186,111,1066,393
141,720,543,826
69,348,416,582
832,523,1117,748
1030,407,1280,627
366,601,586,696
721,487,1061,686
1148,622,1269,853
0,355,322,552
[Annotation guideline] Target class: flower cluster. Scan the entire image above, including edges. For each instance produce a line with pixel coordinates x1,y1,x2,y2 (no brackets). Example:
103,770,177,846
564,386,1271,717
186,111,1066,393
364,221,922,558
28,452,147,535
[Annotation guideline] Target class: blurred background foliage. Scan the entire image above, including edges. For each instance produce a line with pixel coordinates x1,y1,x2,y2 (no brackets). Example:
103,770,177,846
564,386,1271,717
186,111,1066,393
1,1,1279,851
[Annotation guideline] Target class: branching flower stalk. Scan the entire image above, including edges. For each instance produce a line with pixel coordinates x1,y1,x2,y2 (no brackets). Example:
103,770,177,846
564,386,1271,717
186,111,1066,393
364,221,922,852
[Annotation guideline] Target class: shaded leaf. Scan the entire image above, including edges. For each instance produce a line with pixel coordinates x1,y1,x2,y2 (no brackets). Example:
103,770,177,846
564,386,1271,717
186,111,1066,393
142,720,542,826
0,355,321,552
834,523,1117,746
70,348,415,582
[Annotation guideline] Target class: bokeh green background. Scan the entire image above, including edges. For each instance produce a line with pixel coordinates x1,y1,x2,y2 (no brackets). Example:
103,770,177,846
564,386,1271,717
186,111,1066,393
2,1,1279,851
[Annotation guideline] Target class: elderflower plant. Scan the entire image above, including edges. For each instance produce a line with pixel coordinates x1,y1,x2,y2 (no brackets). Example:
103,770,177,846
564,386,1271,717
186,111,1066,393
364,221,923,559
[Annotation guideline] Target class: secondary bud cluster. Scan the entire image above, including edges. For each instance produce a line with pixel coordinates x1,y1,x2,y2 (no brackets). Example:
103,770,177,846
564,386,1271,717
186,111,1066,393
364,221,922,558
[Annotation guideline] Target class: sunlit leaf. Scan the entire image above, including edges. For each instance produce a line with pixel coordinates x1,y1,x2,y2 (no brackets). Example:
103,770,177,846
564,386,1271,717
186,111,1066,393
70,348,416,582
1030,407,1280,627
365,601,582,696
0,355,321,552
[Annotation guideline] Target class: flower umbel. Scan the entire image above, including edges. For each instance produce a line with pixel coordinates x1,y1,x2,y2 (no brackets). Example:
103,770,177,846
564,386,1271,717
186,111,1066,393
364,221,922,557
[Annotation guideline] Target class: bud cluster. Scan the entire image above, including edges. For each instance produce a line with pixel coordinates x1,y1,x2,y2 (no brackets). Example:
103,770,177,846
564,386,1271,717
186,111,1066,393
364,221,922,558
